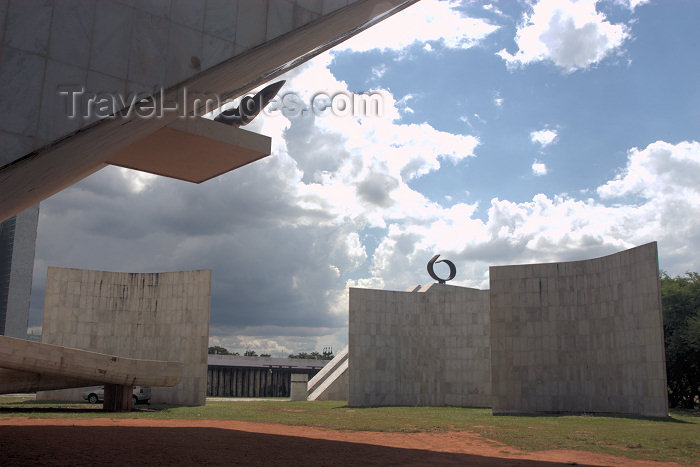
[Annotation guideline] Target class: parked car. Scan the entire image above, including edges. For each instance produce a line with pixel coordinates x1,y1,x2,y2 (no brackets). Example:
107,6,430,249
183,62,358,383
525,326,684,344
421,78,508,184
82,386,151,405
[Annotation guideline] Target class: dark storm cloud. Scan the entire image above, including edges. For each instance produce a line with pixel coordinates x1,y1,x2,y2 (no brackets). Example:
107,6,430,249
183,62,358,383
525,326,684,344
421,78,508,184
356,172,399,207
284,115,352,183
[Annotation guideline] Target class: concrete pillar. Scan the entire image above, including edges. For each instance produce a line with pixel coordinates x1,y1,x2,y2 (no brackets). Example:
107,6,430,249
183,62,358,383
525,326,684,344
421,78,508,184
103,384,133,412
290,373,308,401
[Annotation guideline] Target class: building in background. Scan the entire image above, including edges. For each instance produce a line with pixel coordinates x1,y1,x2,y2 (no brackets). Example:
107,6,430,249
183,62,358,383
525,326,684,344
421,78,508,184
0,205,38,338
207,354,327,398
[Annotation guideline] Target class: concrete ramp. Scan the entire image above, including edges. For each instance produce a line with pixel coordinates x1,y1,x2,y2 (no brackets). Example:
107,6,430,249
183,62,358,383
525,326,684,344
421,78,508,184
307,346,348,401
0,336,183,394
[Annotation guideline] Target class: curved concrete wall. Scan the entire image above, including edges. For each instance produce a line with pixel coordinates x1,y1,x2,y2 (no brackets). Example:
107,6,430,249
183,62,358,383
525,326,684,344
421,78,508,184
39,267,211,405
489,242,667,417
349,283,491,407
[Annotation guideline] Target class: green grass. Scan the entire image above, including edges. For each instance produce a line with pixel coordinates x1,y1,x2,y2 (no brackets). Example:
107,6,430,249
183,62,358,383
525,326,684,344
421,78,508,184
1,396,698,464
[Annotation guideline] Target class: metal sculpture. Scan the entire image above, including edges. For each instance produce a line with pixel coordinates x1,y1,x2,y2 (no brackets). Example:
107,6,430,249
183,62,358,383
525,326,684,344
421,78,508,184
214,80,286,126
427,254,456,284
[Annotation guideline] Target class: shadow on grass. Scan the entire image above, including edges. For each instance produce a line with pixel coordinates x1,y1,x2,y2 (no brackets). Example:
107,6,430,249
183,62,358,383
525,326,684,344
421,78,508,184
492,410,696,424
0,424,598,466
330,404,697,424
671,408,700,418
0,402,171,414
0,406,104,413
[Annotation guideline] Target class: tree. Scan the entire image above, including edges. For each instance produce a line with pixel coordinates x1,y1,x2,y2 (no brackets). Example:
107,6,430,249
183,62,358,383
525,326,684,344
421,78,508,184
288,350,334,361
661,272,700,408
208,345,230,355
260,353,271,358
244,349,258,357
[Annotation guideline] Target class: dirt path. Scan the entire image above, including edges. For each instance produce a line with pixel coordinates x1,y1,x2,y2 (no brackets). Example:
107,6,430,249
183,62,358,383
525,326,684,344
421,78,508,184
0,417,680,466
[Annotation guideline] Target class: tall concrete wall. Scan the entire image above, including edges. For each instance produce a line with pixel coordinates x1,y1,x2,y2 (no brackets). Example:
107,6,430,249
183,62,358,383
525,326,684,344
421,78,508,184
0,0,363,168
38,267,211,405
0,205,39,338
349,283,491,407
489,242,668,417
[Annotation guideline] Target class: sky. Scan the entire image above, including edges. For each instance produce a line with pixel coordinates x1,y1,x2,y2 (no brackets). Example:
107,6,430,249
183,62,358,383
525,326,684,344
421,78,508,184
28,0,700,356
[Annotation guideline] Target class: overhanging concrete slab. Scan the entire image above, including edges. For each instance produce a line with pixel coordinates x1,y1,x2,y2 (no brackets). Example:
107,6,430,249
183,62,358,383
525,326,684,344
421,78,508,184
0,336,183,391
107,118,270,183
0,0,419,223
0,368,101,394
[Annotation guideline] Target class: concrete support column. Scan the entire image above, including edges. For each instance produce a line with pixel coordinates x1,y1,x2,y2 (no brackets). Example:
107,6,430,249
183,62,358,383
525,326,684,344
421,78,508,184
290,373,308,401
103,384,133,412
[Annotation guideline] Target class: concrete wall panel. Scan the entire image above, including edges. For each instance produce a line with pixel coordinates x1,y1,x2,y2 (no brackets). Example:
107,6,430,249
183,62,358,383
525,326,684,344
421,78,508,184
349,283,491,407
39,267,211,405
489,242,667,417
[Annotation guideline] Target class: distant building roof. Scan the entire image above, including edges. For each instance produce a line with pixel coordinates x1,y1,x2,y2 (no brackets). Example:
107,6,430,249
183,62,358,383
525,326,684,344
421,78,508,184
208,354,329,370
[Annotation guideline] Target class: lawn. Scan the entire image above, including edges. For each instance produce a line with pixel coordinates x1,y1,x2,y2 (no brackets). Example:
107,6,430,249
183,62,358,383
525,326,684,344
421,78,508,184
1,396,698,465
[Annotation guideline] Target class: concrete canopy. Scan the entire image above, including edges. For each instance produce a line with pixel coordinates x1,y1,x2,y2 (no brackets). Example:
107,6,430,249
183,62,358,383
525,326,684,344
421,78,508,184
0,335,183,393
106,118,271,184
0,0,420,223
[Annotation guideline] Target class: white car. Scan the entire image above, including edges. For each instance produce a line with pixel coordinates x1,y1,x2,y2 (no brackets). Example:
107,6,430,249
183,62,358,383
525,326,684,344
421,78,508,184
82,386,151,405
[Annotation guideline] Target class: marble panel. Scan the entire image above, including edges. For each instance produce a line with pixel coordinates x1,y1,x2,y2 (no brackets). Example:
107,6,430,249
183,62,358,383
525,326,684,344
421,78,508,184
170,0,205,30
321,0,346,15
165,22,202,87
0,131,33,166
267,0,294,41
128,12,170,86
0,48,45,136
5,0,52,54
90,0,134,79
135,0,171,18
37,60,86,141
204,0,238,41
235,0,268,51
201,34,233,70
49,0,94,69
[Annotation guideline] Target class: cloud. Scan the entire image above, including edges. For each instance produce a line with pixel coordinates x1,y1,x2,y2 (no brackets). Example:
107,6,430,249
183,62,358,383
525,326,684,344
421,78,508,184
532,161,548,176
597,140,700,201
497,0,629,72
483,3,506,17
613,0,650,9
493,90,504,107
370,63,387,81
334,0,499,53
356,172,400,208
530,128,558,147
396,93,416,115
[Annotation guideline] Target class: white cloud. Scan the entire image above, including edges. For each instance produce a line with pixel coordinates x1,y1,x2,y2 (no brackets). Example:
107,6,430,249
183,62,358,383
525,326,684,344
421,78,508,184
483,3,506,16
532,161,548,176
396,93,415,115
493,90,504,107
334,0,499,53
614,0,650,9
598,140,700,201
370,63,387,80
497,0,629,72
530,128,558,147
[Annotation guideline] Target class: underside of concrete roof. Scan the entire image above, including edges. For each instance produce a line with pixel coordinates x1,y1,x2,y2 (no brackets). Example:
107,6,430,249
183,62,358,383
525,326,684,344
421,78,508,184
0,0,420,223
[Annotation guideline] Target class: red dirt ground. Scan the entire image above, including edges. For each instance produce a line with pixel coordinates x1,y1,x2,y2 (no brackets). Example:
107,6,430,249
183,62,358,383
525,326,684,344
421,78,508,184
0,417,682,466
